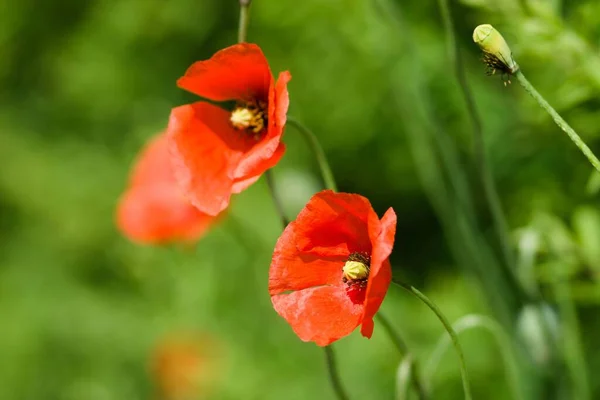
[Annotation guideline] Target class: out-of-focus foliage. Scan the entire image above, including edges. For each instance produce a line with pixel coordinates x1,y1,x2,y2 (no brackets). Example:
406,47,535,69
2,0,600,398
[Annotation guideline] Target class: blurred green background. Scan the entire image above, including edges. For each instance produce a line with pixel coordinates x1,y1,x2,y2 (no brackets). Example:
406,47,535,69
2,0,600,398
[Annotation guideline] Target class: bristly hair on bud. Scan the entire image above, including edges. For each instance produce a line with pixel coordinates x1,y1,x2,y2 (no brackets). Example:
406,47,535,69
473,24,519,85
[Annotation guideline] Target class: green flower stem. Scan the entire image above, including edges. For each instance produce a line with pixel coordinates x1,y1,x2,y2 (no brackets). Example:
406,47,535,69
324,346,350,400
237,0,251,43
396,355,416,400
515,71,600,173
424,314,524,400
236,4,349,399
392,279,472,400
550,263,590,400
264,169,290,228
286,117,430,399
287,117,338,192
436,0,515,273
376,313,429,400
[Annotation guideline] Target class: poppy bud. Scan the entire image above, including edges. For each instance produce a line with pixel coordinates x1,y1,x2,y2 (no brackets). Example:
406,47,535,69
473,24,519,75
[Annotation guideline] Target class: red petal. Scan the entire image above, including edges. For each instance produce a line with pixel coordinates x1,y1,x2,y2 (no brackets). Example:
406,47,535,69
233,143,285,193
360,208,396,337
269,221,345,296
231,143,286,194
128,134,174,186
117,133,215,244
271,285,363,346
233,72,290,180
117,184,214,244
267,71,291,139
293,190,373,257
167,102,255,216
177,43,271,103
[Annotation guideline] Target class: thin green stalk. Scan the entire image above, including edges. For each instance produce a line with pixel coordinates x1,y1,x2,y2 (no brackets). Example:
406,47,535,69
550,263,590,400
236,4,348,398
515,71,600,173
396,355,415,400
424,314,524,400
264,169,290,227
287,117,338,192
237,0,251,43
436,0,515,273
287,113,431,399
392,279,472,400
324,346,350,400
376,313,429,400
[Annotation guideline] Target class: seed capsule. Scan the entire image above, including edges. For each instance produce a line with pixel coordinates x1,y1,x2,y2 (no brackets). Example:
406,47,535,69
342,260,370,282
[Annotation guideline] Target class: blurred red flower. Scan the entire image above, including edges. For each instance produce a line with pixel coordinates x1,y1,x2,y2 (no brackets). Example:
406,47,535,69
116,133,215,244
268,190,396,346
151,332,223,400
168,43,291,216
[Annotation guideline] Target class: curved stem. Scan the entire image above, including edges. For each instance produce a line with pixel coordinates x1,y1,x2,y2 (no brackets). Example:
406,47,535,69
235,3,348,399
515,71,600,173
392,279,472,400
550,264,590,400
237,0,251,43
436,0,515,273
324,346,350,400
424,314,524,400
376,313,429,399
264,169,290,228
287,117,338,192
396,355,415,400
376,313,409,354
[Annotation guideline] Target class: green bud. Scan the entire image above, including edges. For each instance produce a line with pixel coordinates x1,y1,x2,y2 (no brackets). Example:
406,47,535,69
473,24,519,74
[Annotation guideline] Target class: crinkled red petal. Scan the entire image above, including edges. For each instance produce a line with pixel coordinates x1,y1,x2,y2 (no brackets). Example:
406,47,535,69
360,208,396,338
177,43,271,103
231,143,286,194
271,285,363,346
292,190,373,258
167,102,256,216
269,220,346,296
234,71,291,180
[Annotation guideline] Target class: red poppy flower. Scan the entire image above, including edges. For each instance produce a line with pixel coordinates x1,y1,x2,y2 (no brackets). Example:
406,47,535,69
168,43,291,216
116,133,215,244
268,190,396,346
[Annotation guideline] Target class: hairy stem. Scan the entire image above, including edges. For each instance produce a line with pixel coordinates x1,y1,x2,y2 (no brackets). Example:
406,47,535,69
287,117,338,192
515,71,600,173
392,279,472,400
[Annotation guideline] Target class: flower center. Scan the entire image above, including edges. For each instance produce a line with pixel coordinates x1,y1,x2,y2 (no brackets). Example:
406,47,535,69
342,252,371,305
230,100,267,135
342,252,370,284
